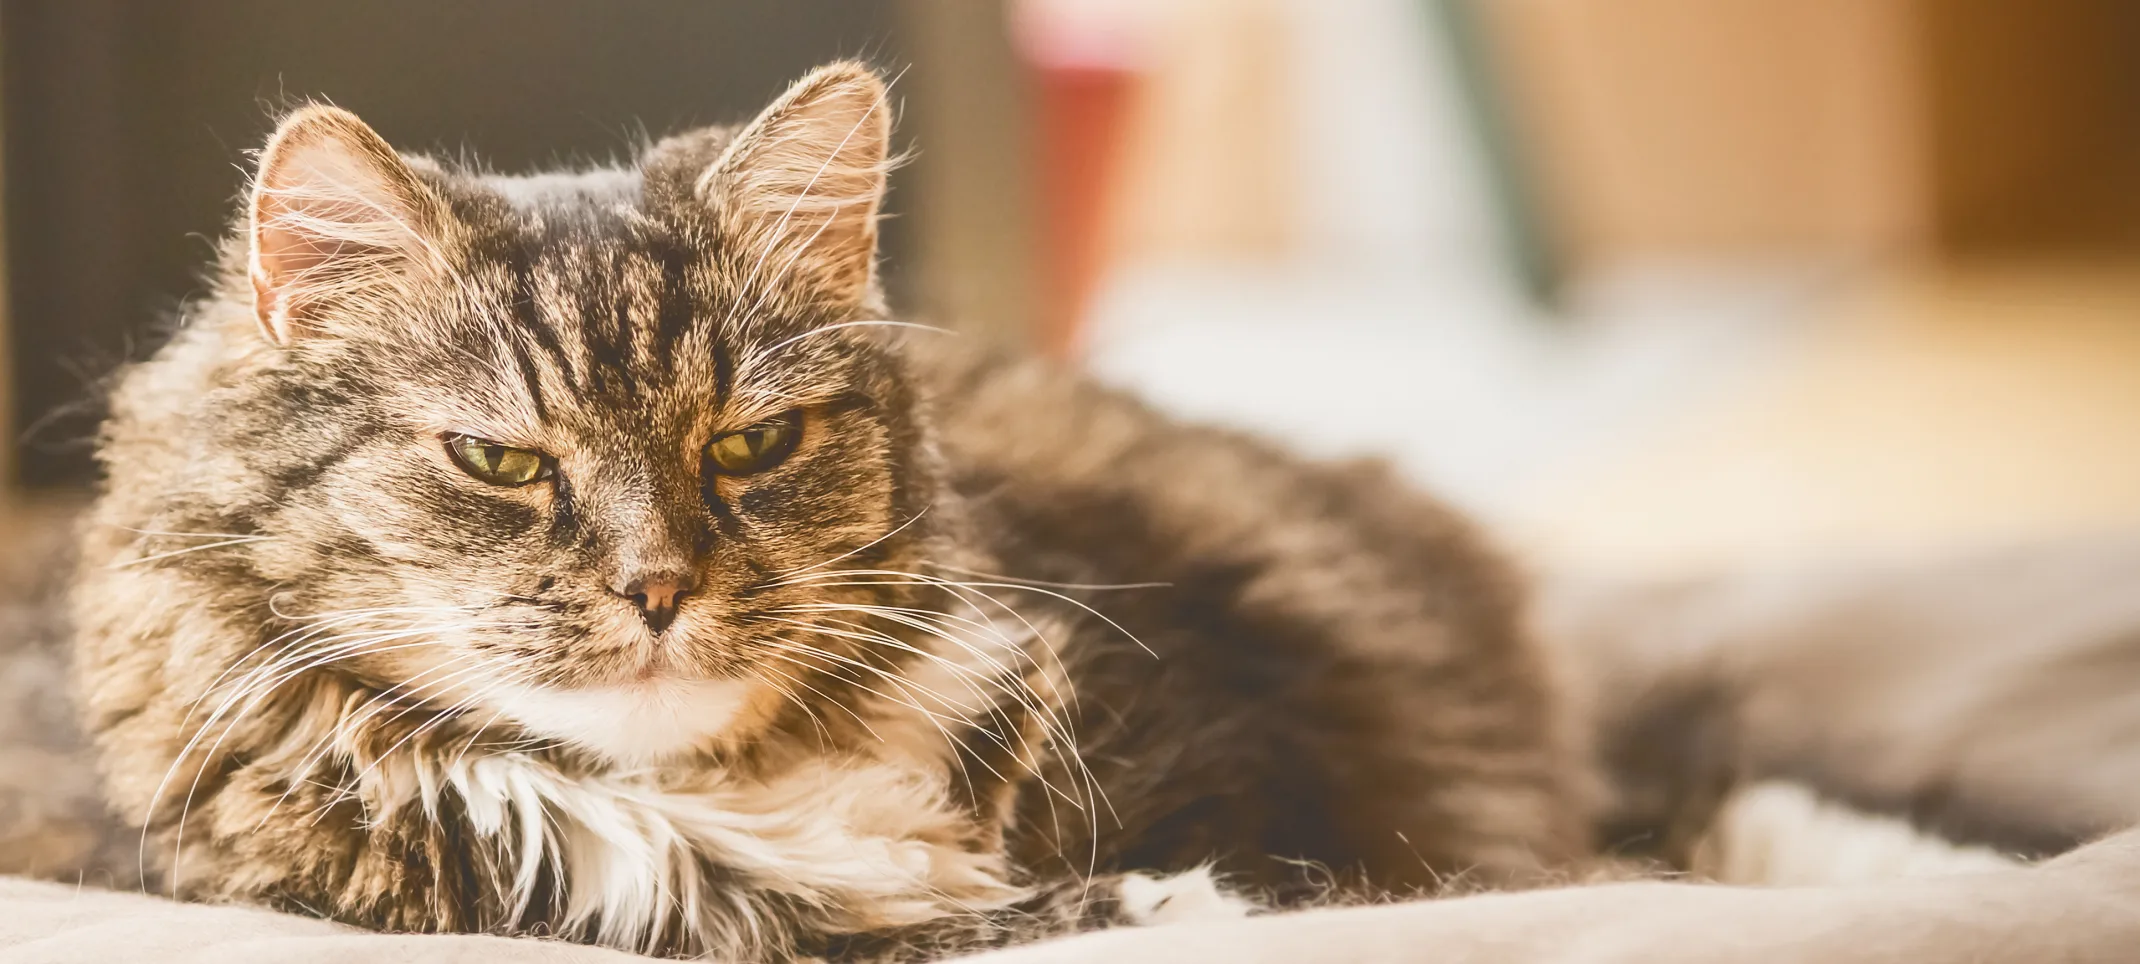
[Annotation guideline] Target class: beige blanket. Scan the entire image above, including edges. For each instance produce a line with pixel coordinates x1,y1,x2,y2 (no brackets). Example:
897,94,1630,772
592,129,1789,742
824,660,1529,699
4,829,2135,963
960,828,2140,964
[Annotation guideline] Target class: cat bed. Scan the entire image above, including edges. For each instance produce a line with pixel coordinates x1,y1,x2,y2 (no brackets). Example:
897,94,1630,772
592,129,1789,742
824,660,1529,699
5,827,2138,963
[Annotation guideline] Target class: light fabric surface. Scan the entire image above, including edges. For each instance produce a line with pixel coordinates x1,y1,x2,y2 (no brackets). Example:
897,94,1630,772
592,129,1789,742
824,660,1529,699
955,826,2140,963
4,828,2137,963
0,875,641,963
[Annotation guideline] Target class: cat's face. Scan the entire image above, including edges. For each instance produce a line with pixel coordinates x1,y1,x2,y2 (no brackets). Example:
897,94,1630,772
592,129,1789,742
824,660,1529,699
227,64,936,762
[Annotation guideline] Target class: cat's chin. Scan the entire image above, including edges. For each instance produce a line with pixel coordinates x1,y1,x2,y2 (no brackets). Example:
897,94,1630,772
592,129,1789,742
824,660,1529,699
485,676,761,765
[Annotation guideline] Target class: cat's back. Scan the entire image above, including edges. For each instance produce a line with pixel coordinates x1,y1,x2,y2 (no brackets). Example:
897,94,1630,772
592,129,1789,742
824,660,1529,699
913,340,1517,609
909,340,1591,893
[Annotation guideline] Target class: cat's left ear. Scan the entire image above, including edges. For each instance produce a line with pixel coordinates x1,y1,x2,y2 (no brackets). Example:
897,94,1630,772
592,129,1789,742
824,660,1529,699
696,62,892,310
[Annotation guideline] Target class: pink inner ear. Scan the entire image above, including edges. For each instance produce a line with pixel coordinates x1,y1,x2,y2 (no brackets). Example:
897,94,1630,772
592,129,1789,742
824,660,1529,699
248,136,433,343
252,197,398,343
255,198,403,284
251,215,387,343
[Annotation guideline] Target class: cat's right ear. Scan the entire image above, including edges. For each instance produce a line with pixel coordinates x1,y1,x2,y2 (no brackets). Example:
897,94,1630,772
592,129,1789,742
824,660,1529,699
248,105,452,346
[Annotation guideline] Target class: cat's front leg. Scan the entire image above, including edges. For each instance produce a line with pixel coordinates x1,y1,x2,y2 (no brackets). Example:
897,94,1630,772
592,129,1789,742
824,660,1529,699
1112,867,1261,925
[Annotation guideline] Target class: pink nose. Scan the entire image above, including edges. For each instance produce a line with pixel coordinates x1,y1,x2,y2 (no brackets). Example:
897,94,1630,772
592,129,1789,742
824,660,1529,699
613,570,698,633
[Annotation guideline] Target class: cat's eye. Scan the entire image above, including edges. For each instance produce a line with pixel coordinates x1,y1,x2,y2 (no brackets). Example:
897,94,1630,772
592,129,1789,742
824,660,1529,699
444,435,552,487
705,411,802,475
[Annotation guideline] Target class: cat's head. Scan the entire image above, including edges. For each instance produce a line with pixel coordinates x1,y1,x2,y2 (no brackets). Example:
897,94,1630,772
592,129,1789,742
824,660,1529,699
184,63,955,763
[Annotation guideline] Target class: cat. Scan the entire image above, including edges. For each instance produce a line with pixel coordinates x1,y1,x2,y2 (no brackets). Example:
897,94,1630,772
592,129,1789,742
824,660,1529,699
69,62,1590,961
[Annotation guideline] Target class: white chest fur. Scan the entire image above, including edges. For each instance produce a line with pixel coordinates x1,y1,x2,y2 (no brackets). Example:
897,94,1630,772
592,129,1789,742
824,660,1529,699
376,749,1026,956
485,677,758,764
355,607,1067,955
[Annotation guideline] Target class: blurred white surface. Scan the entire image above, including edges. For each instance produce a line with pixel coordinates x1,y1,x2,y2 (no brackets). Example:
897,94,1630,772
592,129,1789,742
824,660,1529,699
1083,260,1822,522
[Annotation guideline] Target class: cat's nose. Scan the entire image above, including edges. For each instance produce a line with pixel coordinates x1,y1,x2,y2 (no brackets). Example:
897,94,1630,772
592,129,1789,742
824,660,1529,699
613,570,698,633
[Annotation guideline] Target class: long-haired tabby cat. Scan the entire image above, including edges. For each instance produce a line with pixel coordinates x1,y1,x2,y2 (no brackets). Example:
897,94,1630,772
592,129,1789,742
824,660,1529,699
71,63,1588,960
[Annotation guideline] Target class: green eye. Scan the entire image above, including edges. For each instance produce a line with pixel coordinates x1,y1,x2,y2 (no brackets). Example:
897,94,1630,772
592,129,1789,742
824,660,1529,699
705,411,802,475
445,435,551,486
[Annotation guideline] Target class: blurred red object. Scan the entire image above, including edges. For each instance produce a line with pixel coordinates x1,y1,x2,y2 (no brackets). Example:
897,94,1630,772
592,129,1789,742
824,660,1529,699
1013,1,1146,357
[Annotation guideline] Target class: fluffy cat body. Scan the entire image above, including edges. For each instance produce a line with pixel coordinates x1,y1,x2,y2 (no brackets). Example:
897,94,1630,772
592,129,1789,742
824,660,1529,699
71,64,1586,960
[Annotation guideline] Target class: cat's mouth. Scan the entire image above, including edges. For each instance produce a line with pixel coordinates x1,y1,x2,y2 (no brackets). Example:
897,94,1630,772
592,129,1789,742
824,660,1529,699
624,645,677,684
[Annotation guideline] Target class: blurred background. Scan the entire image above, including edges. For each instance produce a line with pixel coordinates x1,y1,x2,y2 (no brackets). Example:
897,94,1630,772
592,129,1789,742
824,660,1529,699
3,0,2138,582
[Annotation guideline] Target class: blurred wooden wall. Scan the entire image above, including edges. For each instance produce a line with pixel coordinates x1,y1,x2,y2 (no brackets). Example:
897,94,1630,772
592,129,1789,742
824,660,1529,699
1482,0,1927,265
1922,0,2140,255
1480,0,2140,270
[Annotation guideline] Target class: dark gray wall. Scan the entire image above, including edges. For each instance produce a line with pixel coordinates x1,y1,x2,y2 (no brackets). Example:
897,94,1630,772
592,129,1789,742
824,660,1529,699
3,0,911,487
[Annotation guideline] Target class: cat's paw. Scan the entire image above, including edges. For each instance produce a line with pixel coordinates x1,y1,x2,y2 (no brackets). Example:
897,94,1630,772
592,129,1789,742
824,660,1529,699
1116,867,1257,925
1694,780,2019,885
